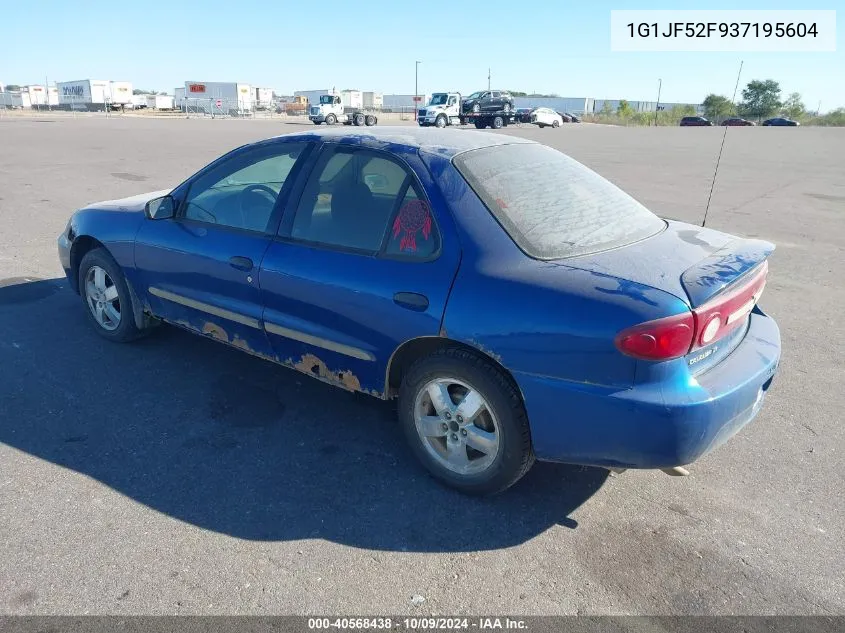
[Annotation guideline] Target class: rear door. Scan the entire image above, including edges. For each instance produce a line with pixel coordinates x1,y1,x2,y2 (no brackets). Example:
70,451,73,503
134,141,311,356
258,143,462,395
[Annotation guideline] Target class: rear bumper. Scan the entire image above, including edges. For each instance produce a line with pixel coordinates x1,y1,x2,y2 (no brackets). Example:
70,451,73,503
515,309,781,469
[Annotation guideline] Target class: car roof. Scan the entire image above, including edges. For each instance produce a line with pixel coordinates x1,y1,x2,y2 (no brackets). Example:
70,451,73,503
267,127,535,158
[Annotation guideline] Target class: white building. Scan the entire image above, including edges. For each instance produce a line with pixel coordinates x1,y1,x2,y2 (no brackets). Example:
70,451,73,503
184,81,253,114
382,93,429,111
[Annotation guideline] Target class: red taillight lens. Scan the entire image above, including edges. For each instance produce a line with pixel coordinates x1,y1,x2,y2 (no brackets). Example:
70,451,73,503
615,261,769,362
690,261,768,352
614,313,695,360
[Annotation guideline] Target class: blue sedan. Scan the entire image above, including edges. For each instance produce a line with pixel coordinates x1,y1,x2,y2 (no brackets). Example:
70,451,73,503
58,128,780,495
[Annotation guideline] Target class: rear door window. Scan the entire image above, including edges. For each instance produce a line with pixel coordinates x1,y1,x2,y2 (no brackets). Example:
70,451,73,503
452,143,665,260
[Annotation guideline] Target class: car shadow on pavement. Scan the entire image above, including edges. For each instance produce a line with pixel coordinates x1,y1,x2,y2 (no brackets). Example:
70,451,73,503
0,278,609,551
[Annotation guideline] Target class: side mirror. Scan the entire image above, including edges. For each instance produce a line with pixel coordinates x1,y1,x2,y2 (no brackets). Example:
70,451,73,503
145,195,175,220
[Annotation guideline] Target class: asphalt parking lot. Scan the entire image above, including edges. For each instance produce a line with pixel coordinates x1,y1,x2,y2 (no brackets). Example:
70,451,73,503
1,115,843,615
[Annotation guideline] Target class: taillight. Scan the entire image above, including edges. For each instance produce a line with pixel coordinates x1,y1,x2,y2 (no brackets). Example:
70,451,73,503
614,312,695,360
690,260,768,352
615,261,768,361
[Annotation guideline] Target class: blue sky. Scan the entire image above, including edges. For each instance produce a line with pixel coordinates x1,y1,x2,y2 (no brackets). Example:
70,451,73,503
4,0,843,110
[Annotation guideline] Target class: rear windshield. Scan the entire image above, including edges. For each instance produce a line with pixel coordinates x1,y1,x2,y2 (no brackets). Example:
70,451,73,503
452,143,665,259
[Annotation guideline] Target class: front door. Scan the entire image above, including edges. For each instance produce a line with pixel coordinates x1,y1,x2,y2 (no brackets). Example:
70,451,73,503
258,143,461,395
134,141,310,357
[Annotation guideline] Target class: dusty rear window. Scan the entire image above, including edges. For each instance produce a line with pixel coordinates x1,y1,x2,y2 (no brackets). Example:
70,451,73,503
452,143,665,259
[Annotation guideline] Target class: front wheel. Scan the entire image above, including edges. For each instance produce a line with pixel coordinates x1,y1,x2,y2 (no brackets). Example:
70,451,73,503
78,248,148,343
435,114,447,128
552,119,560,128
325,113,337,125
398,348,534,495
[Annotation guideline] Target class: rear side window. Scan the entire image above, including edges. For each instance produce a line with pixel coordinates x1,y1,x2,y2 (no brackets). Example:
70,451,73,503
452,143,665,260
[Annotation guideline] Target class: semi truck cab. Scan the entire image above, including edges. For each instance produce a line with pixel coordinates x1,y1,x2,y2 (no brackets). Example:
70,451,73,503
417,92,462,128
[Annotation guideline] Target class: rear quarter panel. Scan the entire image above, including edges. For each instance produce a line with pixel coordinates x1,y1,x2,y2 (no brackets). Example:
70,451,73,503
423,150,689,389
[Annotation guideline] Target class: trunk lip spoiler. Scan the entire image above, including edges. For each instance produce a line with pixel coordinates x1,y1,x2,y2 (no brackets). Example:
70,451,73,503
681,238,775,308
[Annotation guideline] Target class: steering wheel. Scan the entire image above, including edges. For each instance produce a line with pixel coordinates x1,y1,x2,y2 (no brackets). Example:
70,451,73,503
238,184,278,229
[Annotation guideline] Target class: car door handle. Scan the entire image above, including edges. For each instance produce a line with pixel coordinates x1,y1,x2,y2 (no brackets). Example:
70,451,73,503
393,292,429,312
229,256,254,271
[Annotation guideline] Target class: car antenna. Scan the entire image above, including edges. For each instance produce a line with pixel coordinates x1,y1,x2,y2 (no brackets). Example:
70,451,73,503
702,60,744,228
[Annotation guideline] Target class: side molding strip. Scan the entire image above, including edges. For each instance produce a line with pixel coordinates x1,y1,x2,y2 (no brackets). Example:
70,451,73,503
264,322,375,362
148,287,261,329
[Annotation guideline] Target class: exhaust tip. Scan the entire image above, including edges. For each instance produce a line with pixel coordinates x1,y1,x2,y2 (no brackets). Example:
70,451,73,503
661,466,690,477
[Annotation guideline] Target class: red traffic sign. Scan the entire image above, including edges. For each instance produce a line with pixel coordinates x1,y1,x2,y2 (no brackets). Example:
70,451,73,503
215,99,222,108
412,96,422,102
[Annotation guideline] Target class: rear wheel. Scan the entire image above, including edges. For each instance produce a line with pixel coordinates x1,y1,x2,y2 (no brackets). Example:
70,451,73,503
552,119,560,128
472,103,481,113
78,248,147,343
503,102,511,113
538,123,545,128
353,113,365,126
399,348,534,495
365,114,376,126
491,116,504,129
325,113,337,125
474,121,486,129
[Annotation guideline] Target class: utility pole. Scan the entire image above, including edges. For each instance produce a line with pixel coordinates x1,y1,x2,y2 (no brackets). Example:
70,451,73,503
654,78,662,126
415,61,421,105
488,68,491,90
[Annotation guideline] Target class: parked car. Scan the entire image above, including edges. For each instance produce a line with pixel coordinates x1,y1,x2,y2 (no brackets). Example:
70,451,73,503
531,108,564,128
554,111,573,123
722,118,756,126
516,108,533,123
58,128,780,496
680,116,714,126
461,90,514,114
763,117,799,126
564,112,581,123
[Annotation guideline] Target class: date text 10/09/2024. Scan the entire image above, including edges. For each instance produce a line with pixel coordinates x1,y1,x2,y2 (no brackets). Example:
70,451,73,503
627,22,819,39
307,617,528,630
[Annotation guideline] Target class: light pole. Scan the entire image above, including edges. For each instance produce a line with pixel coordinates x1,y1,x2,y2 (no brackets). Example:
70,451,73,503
415,61,421,106
654,78,662,126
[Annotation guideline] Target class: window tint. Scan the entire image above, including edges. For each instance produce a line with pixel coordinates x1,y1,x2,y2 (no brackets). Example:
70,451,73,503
183,144,305,232
453,143,665,260
291,148,436,256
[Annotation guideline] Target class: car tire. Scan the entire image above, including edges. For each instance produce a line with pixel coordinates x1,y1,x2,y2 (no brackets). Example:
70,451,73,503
503,102,511,113
399,348,534,496
78,248,147,343
365,114,376,126
537,123,545,128
553,119,560,128
353,113,365,126
435,114,447,128
313,121,322,125
474,121,486,129
325,113,337,125
491,116,504,129
472,103,481,113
